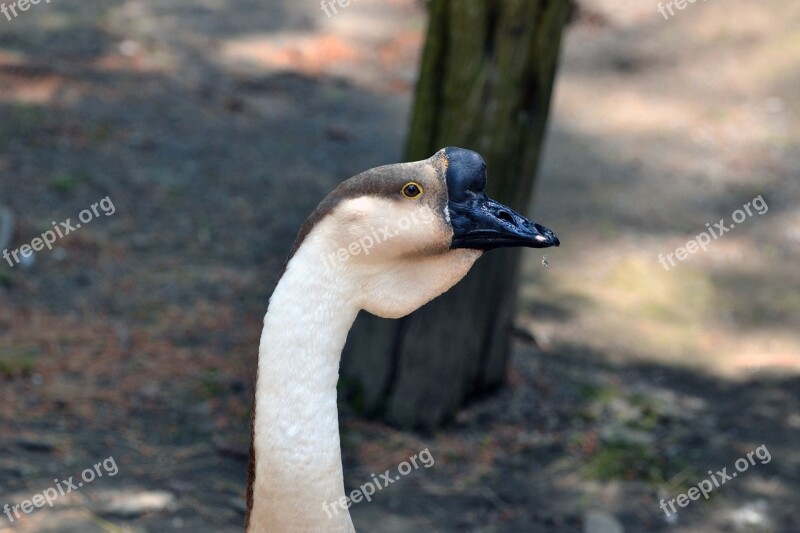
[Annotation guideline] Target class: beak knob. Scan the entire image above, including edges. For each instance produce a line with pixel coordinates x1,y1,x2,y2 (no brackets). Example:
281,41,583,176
442,147,560,251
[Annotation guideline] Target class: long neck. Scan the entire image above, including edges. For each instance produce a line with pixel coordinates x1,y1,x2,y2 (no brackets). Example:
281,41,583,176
247,240,359,532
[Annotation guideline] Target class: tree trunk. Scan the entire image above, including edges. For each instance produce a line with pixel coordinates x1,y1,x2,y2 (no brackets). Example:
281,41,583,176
340,0,572,429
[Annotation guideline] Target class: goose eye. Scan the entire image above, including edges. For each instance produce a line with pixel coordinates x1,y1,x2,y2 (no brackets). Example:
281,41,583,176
402,182,423,199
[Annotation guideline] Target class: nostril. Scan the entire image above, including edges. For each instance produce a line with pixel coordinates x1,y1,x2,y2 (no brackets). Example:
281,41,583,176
496,210,514,224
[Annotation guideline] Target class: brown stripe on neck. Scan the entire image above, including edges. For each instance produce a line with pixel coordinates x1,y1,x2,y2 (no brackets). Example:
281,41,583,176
244,366,258,530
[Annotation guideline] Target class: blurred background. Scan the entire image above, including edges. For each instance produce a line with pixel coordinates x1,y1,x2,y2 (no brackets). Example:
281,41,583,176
0,0,798,531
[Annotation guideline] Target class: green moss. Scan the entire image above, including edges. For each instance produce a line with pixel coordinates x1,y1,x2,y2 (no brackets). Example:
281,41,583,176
582,389,699,488
90,121,114,142
579,384,618,403
49,172,89,193
0,349,37,379
631,409,660,432
337,376,365,415
587,442,694,487
640,301,685,324
0,104,46,146
166,184,184,201
9,103,46,133
50,174,78,193
196,368,224,398
443,448,467,463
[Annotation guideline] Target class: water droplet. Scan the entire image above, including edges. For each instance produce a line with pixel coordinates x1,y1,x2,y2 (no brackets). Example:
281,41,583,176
541,255,549,267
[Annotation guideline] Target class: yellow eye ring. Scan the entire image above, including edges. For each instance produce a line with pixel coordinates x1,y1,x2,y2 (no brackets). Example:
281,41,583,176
402,182,423,199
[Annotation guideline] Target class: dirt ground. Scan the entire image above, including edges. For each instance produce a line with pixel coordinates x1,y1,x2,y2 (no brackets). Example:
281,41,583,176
0,0,798,532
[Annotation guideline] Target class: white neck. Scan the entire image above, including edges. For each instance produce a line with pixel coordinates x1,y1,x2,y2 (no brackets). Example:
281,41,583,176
248,233,359,532
246,198,482,532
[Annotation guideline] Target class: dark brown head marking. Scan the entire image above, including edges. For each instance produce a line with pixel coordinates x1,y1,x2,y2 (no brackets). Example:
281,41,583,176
282,151,449,267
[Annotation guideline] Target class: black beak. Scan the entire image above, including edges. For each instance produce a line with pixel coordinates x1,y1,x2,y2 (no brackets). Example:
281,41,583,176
440,147,559,250
449,195,560,250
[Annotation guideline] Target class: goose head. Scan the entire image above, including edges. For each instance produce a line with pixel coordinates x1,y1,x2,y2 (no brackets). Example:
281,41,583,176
288,147,559,319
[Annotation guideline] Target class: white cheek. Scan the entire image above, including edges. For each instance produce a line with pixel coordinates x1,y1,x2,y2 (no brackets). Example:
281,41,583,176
359,249,483,318
343,203,446,258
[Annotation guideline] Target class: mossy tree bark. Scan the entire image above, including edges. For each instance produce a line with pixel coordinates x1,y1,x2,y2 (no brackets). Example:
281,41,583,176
340,0,572,429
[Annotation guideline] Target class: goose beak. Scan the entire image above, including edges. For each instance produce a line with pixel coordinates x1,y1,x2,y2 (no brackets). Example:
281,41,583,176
440,146,559,250
449,195,560,250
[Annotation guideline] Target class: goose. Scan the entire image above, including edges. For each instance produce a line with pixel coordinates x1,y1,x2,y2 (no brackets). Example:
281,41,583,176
245,147,559,532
